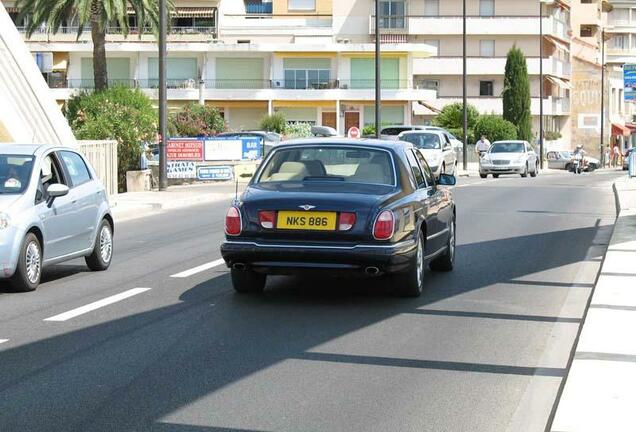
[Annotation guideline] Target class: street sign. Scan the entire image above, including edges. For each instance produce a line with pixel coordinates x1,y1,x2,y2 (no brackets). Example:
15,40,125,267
167,139,203,161
624,64,636,102
197,166,233,181
347,126,360,139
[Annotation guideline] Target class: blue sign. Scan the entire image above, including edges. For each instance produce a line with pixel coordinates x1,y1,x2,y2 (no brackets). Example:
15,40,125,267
197,165,233,181
240,137,262,160
624,64,636,101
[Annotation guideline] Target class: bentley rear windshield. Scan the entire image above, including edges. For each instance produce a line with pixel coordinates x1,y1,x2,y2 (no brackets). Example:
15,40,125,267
257,146,395,186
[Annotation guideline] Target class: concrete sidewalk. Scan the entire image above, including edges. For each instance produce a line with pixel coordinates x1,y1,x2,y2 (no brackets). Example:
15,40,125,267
111,182,246,221
551,174,636,432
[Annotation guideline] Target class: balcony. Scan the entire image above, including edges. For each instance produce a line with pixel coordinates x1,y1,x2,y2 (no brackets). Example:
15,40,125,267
245,2,273,14
48,77,434,102
373,15,569,39
220,14,332,38
414,57,570,77
16,25,217,42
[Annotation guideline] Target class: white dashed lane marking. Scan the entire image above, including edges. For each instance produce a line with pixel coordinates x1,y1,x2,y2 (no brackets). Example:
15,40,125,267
170,258,226,278
44,288,151,322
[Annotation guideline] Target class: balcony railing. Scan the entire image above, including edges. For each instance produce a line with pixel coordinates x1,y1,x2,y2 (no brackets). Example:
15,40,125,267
245,3,273,14
369,15,409,33
16,25,216,37
52,78,413,91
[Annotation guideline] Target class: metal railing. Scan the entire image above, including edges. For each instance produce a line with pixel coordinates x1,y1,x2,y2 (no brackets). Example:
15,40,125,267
50,78,417,91
369,15,409,32
16,25,216,36
245,3,273,14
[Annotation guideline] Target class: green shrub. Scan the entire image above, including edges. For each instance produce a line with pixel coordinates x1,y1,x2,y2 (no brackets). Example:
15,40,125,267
285,122,313,139
474,115,518,143
433,103,479,130
168,104,225,137
259,113,287,134
65,86,156,192
362,124,377,136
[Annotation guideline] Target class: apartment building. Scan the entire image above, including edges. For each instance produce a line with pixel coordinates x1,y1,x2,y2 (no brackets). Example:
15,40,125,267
404,0,573,148
605,0,636,150
2,0,436,134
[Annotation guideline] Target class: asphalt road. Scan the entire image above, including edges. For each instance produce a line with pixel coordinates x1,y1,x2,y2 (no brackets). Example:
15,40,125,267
0,169,624,432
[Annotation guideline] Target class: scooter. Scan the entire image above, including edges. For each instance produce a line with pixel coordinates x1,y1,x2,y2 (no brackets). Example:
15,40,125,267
569,154,583,174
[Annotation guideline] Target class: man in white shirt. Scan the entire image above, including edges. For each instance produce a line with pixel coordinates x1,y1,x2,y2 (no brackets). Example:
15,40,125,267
475,135,491,156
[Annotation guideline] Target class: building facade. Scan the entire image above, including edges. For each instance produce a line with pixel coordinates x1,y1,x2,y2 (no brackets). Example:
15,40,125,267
2,0,436,135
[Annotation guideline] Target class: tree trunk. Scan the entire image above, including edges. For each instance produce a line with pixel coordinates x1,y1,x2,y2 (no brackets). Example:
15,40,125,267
90,1,107,91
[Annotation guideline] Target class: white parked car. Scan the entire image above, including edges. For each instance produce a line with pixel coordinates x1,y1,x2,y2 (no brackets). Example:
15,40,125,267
379,125,428,140
398,130,457,177
479,140,539,178
0,144,113,291
423,127,464,160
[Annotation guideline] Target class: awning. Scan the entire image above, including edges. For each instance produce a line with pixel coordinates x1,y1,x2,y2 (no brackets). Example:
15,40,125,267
127,7,216,18
546,75,572,90
612,123,631,137
5,7,18,13
625,123,636,133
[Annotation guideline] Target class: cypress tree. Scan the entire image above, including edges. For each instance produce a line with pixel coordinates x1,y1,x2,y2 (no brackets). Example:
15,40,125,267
503,47,533,142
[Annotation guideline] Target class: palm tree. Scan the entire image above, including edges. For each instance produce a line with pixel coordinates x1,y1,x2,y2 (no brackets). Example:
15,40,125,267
16,0,168,91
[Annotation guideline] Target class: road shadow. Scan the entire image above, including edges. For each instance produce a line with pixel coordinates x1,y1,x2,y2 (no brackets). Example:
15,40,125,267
0,224,605,431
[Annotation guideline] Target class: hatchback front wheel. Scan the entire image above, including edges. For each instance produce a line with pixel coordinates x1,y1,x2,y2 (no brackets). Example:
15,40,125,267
10,233,42,292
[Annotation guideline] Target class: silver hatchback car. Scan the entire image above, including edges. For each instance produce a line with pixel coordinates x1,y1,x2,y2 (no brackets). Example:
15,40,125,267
0,144,113,292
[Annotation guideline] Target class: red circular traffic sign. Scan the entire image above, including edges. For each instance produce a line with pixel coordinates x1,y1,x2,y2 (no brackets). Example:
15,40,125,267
347,126,360,139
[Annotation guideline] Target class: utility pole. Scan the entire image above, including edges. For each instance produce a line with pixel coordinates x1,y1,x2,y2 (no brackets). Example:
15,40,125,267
462,0,468,170
158,0,168,190
600,28,606,165
375,0,381,139
539,0,544,168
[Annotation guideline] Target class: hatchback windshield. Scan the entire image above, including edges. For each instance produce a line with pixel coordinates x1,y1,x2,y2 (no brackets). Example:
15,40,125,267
0,155,34,194
400,133,441,150
490,142,525,153
258,146,395,186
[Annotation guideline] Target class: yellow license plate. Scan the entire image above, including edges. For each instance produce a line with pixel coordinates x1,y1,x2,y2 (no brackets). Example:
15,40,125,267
277,211,337,231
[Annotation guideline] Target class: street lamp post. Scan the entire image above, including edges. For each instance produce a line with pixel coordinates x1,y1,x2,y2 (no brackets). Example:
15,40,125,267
158,0,168,190
600,28,606,166
539,0,544,169
462,0,467,170
375,0,381,139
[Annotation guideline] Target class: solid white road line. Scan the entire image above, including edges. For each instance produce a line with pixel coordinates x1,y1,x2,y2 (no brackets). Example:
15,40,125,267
170,258,226,278
0,339,8,345
44,288,151,322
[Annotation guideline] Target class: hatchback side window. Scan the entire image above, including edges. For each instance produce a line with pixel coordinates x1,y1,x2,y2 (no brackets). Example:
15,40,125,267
37,154,65,203
414,150,435,187
405,149,426,188
59,151,92,187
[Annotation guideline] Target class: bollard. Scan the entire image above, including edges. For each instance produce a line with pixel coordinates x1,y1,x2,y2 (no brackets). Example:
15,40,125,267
630,151,636,178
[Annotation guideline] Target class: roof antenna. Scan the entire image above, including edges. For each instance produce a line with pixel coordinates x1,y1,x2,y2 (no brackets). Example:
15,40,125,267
233,175,239,206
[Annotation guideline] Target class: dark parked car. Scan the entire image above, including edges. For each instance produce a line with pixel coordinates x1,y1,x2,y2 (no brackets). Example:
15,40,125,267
220,139,457,297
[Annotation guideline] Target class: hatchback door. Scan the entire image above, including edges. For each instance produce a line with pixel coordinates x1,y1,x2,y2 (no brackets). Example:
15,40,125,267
36,153,78,260
57,150,101,252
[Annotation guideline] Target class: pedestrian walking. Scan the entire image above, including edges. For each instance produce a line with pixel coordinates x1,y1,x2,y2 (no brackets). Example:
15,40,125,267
613,145,620,168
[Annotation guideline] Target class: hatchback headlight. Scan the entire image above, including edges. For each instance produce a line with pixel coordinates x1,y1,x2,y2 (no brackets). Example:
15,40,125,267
0,213,10,230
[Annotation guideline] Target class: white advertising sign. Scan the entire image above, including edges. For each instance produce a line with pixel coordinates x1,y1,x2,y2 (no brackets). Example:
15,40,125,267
204,139,243,161
167,161,196,179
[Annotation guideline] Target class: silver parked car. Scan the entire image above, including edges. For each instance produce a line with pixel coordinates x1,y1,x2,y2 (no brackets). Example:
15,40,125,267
0,144,113,292
479,140,539,178
398,130,457,177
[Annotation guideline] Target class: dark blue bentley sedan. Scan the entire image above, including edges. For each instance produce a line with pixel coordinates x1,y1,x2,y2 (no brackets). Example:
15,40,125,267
220,139,456,297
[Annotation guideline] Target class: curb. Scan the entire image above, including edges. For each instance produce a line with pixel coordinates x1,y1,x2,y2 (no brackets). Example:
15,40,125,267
549,176,636,432
112,192,235,222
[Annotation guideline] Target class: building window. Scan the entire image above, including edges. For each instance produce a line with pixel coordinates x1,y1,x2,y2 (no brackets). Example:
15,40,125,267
580,25,595,38
612,34,629,50
424,0,439,16
284,69,331,89
416,79,439,91
480,81,494,96
379,1,405,29
479,0,494,17
288,0,315,11
609,8,630,25
480,40,495,57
